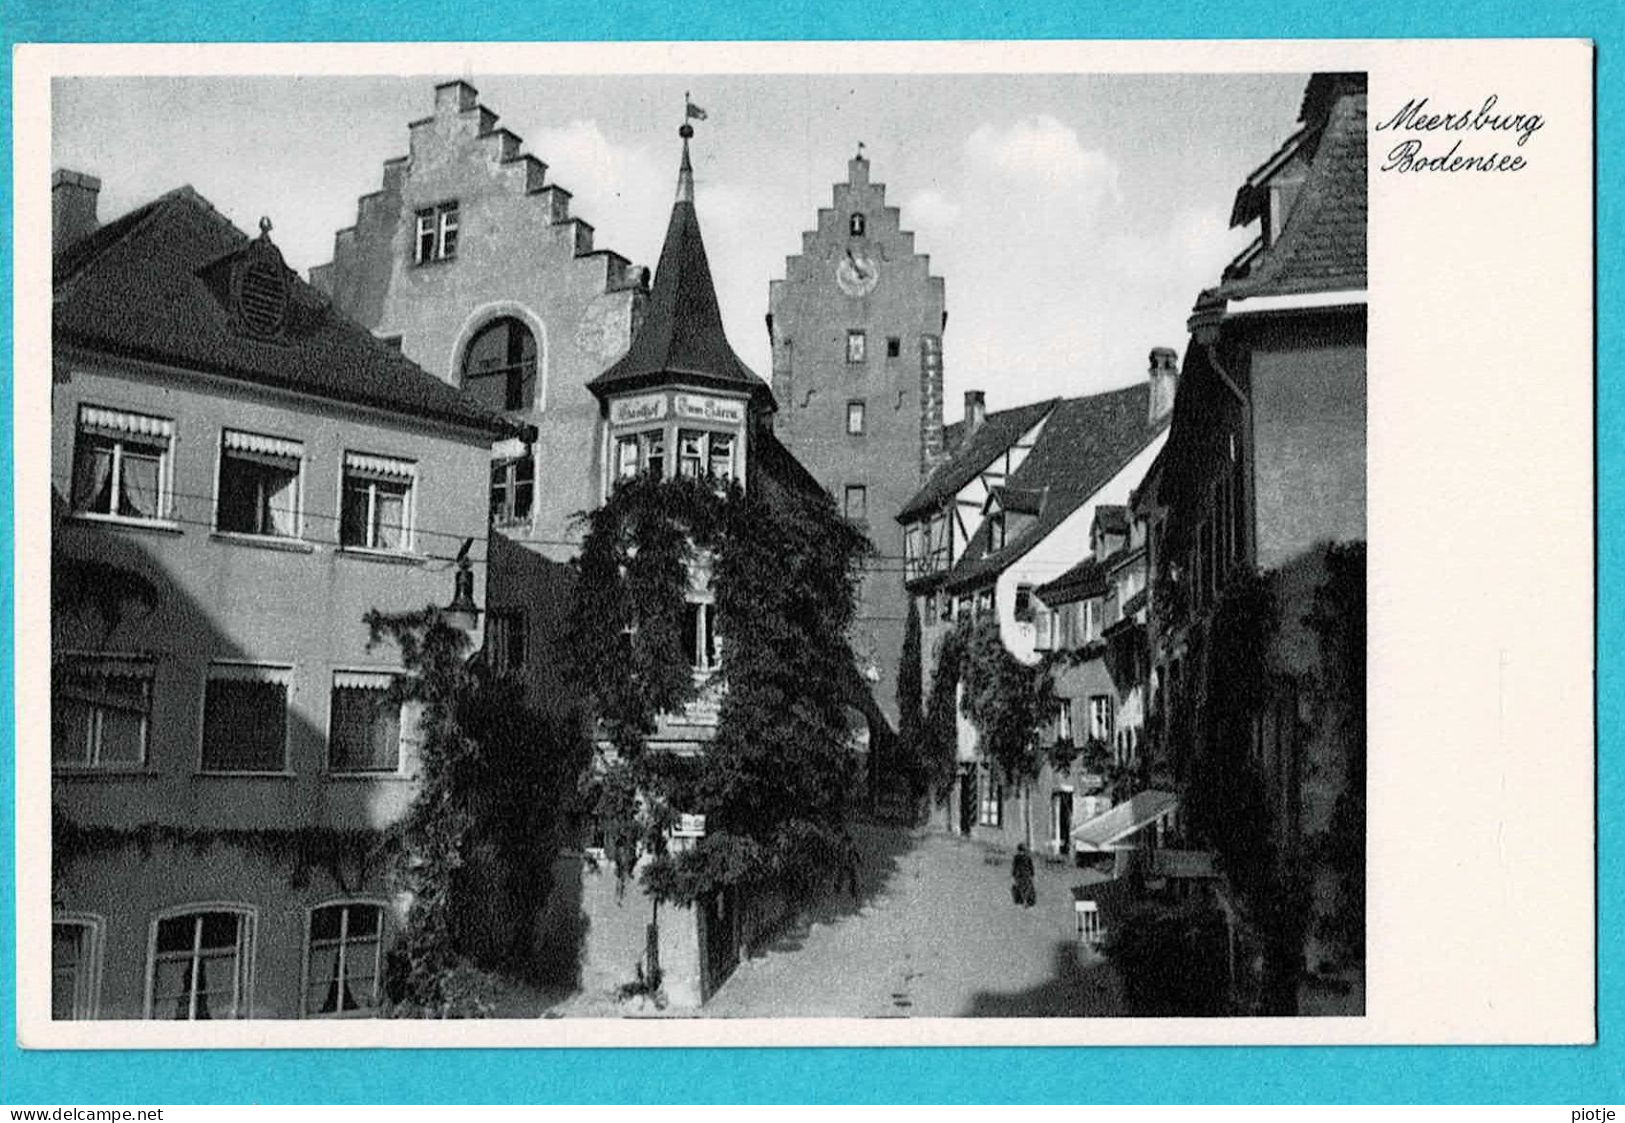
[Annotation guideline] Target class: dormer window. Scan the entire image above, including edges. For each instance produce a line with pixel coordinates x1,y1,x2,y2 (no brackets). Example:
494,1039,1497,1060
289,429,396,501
232,217,290,340
415,202,459,264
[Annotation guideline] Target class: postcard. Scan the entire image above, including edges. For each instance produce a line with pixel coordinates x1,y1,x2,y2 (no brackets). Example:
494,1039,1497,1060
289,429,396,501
13,37,1594,1048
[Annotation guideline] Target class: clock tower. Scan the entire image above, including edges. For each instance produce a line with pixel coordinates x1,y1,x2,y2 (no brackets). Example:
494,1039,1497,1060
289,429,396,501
769,150,947,734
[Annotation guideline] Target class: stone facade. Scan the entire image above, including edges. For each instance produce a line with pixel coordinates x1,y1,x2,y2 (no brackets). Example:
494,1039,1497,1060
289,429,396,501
769,154,947,731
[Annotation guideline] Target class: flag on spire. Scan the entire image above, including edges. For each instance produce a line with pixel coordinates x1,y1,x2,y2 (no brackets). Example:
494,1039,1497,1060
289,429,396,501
686,97,708,121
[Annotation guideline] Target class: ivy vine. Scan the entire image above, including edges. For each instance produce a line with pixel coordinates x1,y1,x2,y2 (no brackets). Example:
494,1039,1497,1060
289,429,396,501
564,469,871,908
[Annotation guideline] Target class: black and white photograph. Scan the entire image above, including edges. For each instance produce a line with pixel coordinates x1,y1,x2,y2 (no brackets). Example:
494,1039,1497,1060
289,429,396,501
17,41,1590,1049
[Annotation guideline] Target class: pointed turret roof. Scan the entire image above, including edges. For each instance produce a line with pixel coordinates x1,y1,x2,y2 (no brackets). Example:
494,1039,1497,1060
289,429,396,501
590,128,772,407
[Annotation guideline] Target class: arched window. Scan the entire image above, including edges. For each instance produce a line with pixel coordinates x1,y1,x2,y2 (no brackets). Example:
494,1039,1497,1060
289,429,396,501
461,317,537,413
849,213,866,236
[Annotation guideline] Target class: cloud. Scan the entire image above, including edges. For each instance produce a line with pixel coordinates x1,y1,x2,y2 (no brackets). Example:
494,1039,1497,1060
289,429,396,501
904,188,961,231
964,115,1121,202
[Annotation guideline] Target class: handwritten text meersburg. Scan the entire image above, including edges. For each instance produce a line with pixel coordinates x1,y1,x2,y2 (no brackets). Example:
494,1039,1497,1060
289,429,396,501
1376,95,1544,173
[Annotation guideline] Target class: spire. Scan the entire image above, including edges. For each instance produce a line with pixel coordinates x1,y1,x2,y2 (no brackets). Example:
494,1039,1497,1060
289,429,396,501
590,120,771,407
676,130,694,204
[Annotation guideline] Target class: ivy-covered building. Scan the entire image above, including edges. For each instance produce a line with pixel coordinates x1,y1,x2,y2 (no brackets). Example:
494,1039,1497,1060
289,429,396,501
49,175,517,1019
1136,71,1367,1014
898,355,1173,846
561,124,874,1008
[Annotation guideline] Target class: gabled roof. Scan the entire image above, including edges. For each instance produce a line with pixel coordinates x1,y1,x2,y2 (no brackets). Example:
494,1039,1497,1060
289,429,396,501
53,185,520,436
943,382,1165,592
590,138,770,406
898,397,1057,521
1035,557,1106,606
1201,73,1367,306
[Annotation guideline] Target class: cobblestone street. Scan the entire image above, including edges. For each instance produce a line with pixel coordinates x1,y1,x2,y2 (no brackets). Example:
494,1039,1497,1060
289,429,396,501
700,823,1123,1018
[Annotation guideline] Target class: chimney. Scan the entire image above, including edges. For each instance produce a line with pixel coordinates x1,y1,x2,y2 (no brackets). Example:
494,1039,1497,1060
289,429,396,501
964,390,987,435
53,170,101,253
1148,346,1179,423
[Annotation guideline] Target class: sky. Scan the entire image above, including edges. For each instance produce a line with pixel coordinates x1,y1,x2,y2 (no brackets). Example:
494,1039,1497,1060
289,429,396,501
53,72,1307,419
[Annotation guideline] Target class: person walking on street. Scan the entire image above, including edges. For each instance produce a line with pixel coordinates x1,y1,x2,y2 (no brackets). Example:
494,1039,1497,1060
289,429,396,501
1012,843,1036,908
840,828,862,898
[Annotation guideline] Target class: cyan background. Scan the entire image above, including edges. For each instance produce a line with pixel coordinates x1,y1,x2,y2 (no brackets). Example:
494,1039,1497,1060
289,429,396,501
4,0,1618,1103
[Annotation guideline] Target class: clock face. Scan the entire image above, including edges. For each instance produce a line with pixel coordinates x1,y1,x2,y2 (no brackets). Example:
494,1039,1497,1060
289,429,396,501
835,248,879,297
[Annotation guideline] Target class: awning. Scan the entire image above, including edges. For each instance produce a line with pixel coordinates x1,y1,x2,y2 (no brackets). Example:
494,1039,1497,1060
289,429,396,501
207,662,293,685
223,429,303,462
345,452,416,481
332,670,398,691
1070,789,1179,852
79,406,173,441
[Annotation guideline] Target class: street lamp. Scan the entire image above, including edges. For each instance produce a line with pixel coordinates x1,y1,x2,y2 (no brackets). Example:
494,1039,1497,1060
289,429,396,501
443,544,482,633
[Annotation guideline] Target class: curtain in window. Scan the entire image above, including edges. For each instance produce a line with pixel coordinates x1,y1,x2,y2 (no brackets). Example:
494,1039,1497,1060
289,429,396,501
118,448,160,519
373,487,405,549
71,442,114,513
263,470,298,536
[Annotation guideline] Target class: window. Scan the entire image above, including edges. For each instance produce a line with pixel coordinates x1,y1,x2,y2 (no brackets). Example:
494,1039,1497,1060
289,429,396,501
989,512,1007,552
683,602,720,674
616,429,667,482
201,664,290,773
886,336,901,359
490,455,534,524
53,656,152,769
1089,695,1114,742
486,610,527,675
975,589,994,618
70,406,173,522
849,213,866,236
216,430,302,538
52,918,100,1020
328,672,403,774
676,429,734,484
1056,699,1074,743
414,201,459,264
304,903,384,1017
844,484,868,522
461,317,536,412
1014,584,1035,622
846,400,866,436
341,453,415,552
978,765,1003,827
1084,598,1101,641
941,595,954,623
846,330,867,364
149,909,253,1020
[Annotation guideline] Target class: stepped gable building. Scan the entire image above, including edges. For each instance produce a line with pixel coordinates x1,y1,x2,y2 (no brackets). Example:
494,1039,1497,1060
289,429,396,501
50,175,516,1019
1137,71,1367,1013
898,354,1174,840
310,79,651,705
769,151,948,733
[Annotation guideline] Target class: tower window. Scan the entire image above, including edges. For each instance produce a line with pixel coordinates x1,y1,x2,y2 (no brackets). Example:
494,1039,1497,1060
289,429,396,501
887,337,901,359
844,485,868,523
847,330,867,364
849,213,866,236
847,400,866,436
462,317,537,412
